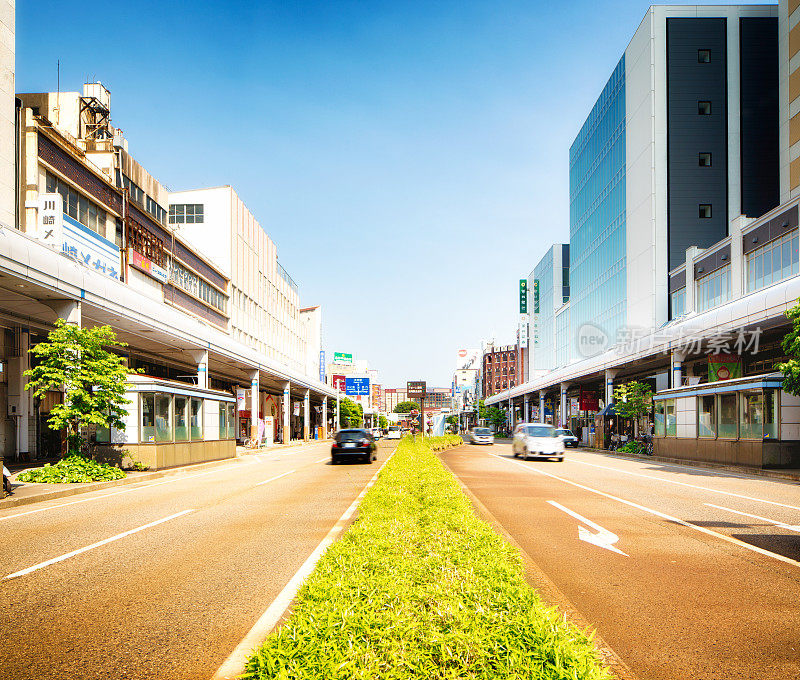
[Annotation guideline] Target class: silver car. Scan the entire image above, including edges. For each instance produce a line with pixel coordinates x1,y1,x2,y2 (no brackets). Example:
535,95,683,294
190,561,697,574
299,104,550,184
512,423,565,461
469,427,494,445
555,428,579,448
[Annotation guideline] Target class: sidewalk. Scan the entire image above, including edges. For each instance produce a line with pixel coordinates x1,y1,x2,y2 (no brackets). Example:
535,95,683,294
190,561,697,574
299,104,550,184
1,438,332,510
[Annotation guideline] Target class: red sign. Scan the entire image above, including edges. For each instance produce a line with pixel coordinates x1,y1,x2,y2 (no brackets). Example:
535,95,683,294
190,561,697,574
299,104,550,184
332,375,346,392
579,390,600,412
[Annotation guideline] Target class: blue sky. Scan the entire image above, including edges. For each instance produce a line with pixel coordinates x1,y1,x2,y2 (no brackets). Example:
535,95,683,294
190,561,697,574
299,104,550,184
16,0,774,388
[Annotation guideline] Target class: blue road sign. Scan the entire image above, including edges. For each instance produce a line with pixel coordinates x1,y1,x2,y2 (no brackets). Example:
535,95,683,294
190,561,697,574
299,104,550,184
345,377,370,396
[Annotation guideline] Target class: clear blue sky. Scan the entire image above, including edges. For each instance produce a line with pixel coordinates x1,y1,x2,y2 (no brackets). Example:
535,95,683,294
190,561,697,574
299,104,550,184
16,0,774,388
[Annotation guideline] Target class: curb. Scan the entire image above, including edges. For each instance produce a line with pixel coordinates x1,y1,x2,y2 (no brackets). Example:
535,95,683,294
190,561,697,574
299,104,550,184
440,446,640,680
581,447,800,483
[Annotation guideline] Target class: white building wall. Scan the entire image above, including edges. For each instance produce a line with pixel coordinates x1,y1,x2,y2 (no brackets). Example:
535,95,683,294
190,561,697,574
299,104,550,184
204,399,220,441
0,0,13,230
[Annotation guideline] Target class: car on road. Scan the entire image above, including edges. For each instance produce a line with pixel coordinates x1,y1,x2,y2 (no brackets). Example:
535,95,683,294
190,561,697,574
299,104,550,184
469,427,494,445
332,428,377,464
370,428,382,440
512,423,565,461
555,428,579,448
386,426,402,440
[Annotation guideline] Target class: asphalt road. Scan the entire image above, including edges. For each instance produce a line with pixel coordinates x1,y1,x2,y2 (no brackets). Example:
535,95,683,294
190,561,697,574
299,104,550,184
440,442,800,680
0,440,394,680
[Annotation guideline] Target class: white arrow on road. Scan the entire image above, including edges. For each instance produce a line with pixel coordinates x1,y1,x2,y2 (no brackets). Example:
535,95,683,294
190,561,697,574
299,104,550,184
547,500,628,556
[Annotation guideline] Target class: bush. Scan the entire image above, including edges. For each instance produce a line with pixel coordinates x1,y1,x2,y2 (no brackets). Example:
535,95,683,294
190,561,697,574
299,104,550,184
17,455,127,483
618,441,645,455
243,435,611,680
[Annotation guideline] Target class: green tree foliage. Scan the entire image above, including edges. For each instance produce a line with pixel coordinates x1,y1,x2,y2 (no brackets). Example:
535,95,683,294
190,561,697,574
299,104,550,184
612,381,654,436
777,299,800,395
25,320,134,453
378,415,388,429
485,407,507,432
393,400,421,414
339,398,363,427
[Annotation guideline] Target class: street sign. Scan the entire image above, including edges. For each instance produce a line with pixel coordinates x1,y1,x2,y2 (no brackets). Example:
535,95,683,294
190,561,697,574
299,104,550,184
333,352,353,365
345,377,370,396
407,381,426,400
332,374,346,392
519,279,528,314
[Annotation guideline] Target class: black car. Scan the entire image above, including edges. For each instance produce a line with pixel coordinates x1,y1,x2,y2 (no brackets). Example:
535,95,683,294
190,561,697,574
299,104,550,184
332,428,377,464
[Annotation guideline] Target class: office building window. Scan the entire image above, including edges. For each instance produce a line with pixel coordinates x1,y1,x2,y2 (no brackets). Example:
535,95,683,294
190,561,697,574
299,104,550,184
698,101,712,115
698,49,711,63
45,171,107,237
699,204,712,218
745,229,799,293
696,265,730,312
671,287,685,318
699,153,712,167
169,203,204,224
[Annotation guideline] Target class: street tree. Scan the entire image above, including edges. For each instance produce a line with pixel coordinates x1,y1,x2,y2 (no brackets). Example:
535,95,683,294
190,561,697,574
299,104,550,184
339,398,363,427
24,320,134,456
612,381,654,438
378,415,388,429
777,299,800,396
485,407,507,433
393,401,421,414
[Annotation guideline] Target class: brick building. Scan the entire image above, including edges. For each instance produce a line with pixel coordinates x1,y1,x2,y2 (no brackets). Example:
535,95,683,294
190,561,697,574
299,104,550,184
482,345,519,397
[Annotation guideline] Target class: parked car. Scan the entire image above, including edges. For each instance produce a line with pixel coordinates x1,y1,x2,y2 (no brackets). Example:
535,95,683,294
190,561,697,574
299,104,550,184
555,428,579,448
512,423,565,461
469,427,494,445
370,428,382,440
332,429,377,464
386,426,402,440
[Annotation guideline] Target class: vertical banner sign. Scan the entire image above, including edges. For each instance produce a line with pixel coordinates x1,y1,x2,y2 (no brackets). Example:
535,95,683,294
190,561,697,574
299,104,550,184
533,279,540,313
319,350,326,383
37,193,64,246
236,388,246,411
519,279,528,314
519,314,529,349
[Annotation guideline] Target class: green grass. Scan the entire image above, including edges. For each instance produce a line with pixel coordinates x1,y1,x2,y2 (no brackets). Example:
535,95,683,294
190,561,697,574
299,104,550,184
16,455,127,483
243,435,612,680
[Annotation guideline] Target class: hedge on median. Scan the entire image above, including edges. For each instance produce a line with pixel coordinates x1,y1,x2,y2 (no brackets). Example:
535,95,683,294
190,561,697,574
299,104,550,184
243,434,611,680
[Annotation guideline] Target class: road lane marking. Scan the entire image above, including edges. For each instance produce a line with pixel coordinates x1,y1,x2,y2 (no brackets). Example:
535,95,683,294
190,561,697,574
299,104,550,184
210,448,397,680
3,510,195,581
255,470,295,486
547,500,628,556
315,457,329,463
491,454,800,570
571,458,800,512
705,503,800,533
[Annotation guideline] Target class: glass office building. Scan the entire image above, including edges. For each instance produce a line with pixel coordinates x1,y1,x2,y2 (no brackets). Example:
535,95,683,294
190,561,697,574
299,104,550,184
531,253,554,373
569,56,627,359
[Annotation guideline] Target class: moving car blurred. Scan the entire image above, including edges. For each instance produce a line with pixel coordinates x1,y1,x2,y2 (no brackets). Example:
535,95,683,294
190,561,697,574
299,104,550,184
331,428,377,464
512,423,565,461
386,426,402,440
469,427,494,445
555,428,579,448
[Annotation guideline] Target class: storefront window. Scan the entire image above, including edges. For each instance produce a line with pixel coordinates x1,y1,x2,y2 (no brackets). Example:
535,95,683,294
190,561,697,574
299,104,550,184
219,401,227,439
740,390,765,440
174,396,189,442
141,393,155,443
698,395,716,438
764,389,778,440
227,403,236,439
655,401,665,436
665,399,676,436
155,393,172,443
191,398,203,440
718,393,738,439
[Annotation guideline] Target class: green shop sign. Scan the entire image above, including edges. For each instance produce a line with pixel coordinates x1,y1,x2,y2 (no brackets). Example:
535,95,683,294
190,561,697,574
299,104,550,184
333,352,353,365
519,279,528,314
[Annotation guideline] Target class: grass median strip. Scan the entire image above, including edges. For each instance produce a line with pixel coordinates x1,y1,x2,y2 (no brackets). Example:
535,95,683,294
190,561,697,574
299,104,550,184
243,434,612,680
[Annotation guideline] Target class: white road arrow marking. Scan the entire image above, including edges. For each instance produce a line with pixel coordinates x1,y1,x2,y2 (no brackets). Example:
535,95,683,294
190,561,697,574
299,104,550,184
548,500,629,556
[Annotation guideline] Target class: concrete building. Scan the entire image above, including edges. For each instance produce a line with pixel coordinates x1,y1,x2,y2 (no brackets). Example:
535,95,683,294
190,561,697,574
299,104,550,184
489,4,800,470
529,244,569,373
0,79,336,463
482,344,518,397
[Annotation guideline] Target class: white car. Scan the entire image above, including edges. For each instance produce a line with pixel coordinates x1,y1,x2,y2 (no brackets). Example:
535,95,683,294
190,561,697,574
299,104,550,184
386,426,401,440
469,427,494,445
512,423,565,461
555,428,579,448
